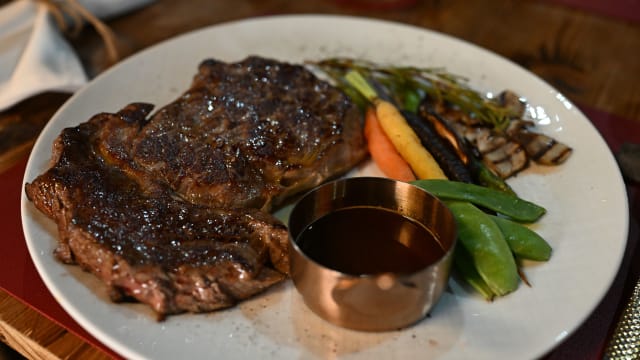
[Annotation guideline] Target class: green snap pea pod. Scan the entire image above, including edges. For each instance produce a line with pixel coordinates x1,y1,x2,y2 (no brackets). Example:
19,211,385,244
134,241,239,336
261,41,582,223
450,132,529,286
411,179,546,222
491,215,552,261
446,200,519,296
454,244,495,300
469,156,517,196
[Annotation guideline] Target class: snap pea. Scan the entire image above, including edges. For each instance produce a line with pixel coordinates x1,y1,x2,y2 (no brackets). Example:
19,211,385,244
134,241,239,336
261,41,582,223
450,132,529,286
468,156,517,196
411,179,546,222
454,244,495,301
491,215,552,261
445,200,519,296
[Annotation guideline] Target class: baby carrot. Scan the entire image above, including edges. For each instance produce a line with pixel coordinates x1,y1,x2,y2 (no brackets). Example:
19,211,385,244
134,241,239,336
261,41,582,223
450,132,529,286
373,99,447,180
344,69,446,180
364,107,416,182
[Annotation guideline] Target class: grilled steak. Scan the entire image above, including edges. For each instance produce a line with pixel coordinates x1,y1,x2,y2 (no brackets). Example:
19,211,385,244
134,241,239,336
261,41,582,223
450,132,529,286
103,56,365,211
24,56,366,317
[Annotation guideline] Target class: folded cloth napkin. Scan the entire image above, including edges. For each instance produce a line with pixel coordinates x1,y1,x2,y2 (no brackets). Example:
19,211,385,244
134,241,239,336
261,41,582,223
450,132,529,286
0,0,153,112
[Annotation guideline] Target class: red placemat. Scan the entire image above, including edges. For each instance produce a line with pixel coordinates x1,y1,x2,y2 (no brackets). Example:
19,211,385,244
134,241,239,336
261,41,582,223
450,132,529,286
0,159,121,359
583,105,640,152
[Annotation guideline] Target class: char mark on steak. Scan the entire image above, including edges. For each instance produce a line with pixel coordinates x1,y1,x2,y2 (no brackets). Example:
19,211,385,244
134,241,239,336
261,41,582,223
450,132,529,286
24,56,366,317
109,56,366,211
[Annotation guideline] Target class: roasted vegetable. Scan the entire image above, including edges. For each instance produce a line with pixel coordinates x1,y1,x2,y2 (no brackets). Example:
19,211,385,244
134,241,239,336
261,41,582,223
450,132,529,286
417,105,516,195
418,107,471,164
505,119,573,165
313,57,517,130
364,108,416,182
402,110,474,183
312,58,572,179
345,70,447,180
431,105,530,179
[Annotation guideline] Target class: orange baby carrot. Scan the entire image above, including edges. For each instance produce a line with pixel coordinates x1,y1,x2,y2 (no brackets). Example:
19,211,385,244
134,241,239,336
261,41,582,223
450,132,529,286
364,107,416,182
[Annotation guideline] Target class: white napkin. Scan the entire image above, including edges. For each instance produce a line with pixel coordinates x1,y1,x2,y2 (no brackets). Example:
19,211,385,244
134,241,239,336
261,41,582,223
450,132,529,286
0,0,153,111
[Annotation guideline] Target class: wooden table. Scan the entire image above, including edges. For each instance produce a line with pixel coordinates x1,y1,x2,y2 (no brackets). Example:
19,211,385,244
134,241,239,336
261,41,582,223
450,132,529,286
1,0,639,358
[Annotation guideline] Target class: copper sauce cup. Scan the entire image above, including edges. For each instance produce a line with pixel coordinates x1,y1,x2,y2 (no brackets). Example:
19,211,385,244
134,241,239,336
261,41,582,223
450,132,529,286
288,177,457,331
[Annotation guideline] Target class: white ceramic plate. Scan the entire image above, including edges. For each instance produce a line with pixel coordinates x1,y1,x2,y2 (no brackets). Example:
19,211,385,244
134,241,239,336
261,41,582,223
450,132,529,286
21,15,628,360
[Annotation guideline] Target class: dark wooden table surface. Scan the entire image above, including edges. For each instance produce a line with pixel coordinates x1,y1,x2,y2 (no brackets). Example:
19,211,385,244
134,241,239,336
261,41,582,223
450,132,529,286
1,0,639,359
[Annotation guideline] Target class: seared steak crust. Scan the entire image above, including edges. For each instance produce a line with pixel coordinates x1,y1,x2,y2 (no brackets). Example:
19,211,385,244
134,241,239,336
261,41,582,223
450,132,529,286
24,56,366,316
108,56,365,210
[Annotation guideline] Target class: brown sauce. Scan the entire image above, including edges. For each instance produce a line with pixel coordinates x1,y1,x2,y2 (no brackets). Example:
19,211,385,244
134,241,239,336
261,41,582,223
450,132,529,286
296,206,444,275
